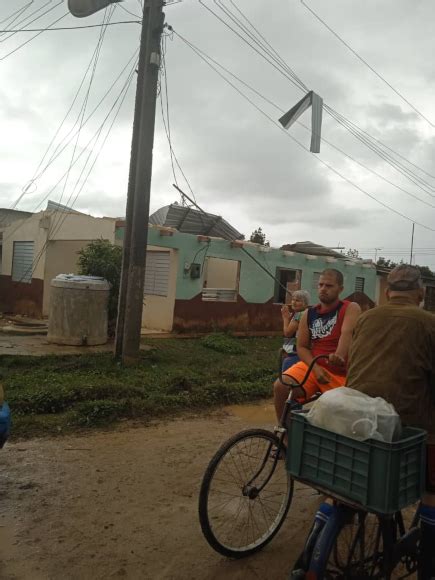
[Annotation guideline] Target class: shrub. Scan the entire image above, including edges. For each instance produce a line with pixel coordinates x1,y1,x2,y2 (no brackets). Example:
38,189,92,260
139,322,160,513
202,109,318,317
77,239,122,323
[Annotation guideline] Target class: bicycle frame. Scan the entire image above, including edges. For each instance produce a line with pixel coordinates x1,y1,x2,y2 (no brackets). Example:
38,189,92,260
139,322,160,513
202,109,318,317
244,355,328,497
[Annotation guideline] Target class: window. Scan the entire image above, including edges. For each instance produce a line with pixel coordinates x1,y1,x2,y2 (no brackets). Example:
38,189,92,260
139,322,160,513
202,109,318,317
355,277,365,293
275,268,301,303
312,271,322,290
202,257,240,302
144,251,170,296
12,241,34,284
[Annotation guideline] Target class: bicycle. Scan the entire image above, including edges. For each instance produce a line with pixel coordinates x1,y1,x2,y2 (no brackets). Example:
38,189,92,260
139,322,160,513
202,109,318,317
198,354,325,558
291,500,421,578
287,412,426,578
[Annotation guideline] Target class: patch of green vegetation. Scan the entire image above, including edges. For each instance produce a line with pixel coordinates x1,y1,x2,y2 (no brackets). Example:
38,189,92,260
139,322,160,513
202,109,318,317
201,333,247,354
2,336,281,439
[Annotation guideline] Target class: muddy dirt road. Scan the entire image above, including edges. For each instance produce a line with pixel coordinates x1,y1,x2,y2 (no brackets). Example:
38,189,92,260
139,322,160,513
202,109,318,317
0,402,318,580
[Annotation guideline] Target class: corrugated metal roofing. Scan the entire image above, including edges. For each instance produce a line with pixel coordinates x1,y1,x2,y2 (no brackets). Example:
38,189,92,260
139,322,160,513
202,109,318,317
149,204,243,241
46,200,82,214
281,241,346,259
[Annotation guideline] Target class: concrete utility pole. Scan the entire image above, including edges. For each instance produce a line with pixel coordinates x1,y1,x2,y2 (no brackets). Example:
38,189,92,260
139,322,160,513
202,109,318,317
115,0,164,363
68,0,165,364
374,247,382,263
410,222,415,265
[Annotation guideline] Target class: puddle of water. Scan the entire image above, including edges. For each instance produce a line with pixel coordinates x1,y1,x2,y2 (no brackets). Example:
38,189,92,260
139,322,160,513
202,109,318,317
224,399,276,424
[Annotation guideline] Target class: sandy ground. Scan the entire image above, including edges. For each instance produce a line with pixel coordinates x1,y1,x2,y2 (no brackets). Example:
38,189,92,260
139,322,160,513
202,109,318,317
0,402,319,580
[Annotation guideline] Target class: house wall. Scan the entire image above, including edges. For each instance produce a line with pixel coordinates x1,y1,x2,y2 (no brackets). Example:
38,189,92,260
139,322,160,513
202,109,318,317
142,246,178,331
0,214,48,315
116,226,378,332
49,213,116,242
0,212,116,317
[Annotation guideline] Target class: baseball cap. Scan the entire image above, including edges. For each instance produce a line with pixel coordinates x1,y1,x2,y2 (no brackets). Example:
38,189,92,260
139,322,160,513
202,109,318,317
387,265,423,291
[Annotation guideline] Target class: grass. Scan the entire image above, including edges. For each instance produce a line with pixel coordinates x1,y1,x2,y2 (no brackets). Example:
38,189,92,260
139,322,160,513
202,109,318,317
1,335,281,439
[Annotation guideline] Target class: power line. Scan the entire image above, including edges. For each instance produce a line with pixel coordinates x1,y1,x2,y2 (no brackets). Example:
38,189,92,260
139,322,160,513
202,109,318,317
159,35,197,203
324,105,435,197
4,50,139,245
171,28,435,233
0,0,54,43
167,30,435,212
299,0,435,128
18,47,140,202
0,2,34,31
116,3,141,19
160,38,178,187
53,5,114,214
219,0,435,194
14,8,123,209
0,20,141,32
0,0,57,43
198,0,307,94
50,62,136,238
16,59,137,283
203,1,435,188
0,11,69,61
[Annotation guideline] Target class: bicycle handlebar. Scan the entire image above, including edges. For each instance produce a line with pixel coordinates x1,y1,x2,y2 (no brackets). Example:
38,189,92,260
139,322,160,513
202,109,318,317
296,354,330,389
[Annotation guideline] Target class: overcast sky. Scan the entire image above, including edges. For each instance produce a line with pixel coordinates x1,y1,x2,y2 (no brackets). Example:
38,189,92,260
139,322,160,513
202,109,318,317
1,0,435,267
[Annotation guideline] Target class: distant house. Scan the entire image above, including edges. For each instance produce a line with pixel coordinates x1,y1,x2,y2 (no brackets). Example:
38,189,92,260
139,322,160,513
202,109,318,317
376,265,435,312
0,200,382,332
0,203,116,317
116,216,377,333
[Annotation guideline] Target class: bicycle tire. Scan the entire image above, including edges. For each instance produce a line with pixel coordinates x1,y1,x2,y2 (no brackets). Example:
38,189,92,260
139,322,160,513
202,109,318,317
198,428,293,558
308,505,386,579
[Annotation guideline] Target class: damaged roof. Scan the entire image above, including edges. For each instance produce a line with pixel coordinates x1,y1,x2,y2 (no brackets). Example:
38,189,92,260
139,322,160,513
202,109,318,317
149,203,244,241
281,241,346,259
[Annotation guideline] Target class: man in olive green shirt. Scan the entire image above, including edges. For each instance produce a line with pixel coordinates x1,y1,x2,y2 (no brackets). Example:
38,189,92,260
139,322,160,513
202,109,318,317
346,265,435,579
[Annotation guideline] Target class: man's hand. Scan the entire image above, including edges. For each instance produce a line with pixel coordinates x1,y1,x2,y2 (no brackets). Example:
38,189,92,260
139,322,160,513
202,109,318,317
314,364,332,384
290,386,305,400
329,352,346,367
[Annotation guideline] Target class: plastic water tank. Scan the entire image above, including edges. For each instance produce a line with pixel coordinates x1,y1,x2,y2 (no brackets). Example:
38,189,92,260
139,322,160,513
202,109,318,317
47,274,111,346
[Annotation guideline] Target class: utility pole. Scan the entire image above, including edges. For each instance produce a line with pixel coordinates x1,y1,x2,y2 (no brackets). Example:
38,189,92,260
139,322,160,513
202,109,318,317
115,0,164,364
374,247,382,263
67,1,165,364
410,222,415,265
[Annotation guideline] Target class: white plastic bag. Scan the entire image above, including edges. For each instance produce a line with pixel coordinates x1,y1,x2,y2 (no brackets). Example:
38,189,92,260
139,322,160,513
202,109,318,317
305,387,402,442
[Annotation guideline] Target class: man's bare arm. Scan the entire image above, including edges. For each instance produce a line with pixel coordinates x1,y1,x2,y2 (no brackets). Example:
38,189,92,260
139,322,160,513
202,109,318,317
333,302,361,362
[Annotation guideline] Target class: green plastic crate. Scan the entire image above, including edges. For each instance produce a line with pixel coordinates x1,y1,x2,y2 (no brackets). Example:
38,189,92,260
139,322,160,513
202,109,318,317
286,412,427,514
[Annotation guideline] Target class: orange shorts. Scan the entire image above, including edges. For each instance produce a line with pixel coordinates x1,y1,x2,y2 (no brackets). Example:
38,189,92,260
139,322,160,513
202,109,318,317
283,361,346,401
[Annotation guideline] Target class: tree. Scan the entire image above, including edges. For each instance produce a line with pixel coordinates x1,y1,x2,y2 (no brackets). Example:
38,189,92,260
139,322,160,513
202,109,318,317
346,248,360,259
376,257,435,278
249,227,270,246
77,239,122,325
376,257,399,269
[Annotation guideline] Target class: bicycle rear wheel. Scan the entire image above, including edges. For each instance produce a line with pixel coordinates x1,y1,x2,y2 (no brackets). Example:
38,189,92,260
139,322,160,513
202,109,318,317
199,428,293,558
309,505,385,579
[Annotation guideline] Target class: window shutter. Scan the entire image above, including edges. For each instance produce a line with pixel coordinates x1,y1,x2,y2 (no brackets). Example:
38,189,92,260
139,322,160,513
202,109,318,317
12,241,34,284
144,251,170,297
355,277,365,293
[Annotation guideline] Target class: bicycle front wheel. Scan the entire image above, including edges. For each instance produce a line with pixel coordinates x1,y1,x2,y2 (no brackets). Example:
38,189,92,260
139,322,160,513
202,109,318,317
309,505,385,579
199,428,293,558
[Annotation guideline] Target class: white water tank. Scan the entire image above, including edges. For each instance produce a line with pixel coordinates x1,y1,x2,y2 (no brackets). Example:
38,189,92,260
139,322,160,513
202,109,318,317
47,274,110,346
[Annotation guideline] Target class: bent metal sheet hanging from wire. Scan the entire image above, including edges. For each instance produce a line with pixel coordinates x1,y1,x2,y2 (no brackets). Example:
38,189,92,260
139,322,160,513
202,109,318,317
68,0,122,18
279,90,323,153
